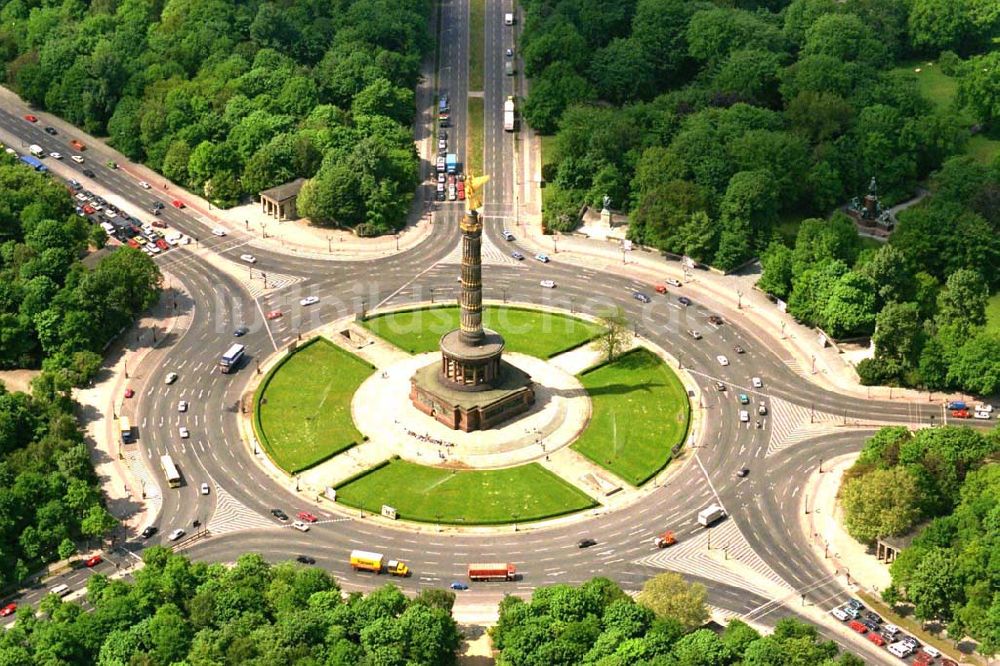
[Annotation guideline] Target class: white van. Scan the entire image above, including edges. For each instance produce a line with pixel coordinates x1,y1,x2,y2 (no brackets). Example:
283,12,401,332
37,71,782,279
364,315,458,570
887,642,912,658
29,144,44,157
697,503,726,527
50,583,71,597
504,12,514,25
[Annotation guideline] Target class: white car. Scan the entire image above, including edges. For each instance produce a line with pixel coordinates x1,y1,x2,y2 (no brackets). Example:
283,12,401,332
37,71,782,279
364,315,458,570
49,152,62,160
974,403,993,413
716,355,729,366
540,279,556,288
974,411,991,420
178,401,188,412
240,254,257,264
71,155,84,163
830,606,849,621
211,228,227,237
739,410,749,423
139,181,151,189
179,427,189,438
300,296,319,306
292,521,310,532
751,376,763,388
165,372,178,384
168,529,185,541
200,483,210,495
665,278,682,287
688,330,702,339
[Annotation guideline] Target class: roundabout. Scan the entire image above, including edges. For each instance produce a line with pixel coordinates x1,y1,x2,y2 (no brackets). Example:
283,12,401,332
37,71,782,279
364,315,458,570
251,302,692,526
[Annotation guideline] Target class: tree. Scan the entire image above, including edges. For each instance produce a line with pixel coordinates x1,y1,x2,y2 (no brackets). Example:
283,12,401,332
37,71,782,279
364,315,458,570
958,51,1000,126
947,330,1000,395
637,573,709,631
758,243,794,299
671,628,730,665
935,268,988,334
907,548,964,622
841,466,922,544
589,38,656,105
57,538,76,561
872,302,923,367
592,307,633,362
522,63,595,134
821,271,877,338
907,0,988,54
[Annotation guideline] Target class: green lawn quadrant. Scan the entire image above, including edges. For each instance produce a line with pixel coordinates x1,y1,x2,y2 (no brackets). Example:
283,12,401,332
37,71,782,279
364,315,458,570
572,348,690,486
254,338,373,473
361,306,605,358
334,459,597,524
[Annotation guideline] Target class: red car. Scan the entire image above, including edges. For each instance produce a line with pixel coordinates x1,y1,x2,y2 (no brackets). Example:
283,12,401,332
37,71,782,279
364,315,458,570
0,603,16,617
847,620,867,633
655,285,668,294
127,239,140,250
951,409,971,418
84,555,103,567
124,388,135,398
82,204,95,215
297,511,318,523
24,114,37,122
915,652,933,665
171,199,185,209
155,238,169,251
266,310,283,320
152,219,167,228
942,660,957,666
866,632,885,647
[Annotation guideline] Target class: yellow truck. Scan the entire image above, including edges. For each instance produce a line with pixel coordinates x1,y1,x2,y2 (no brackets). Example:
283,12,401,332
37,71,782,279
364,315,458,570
349,550,409,577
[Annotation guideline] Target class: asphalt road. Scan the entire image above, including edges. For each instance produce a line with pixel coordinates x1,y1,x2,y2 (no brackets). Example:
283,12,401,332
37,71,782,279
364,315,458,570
0,5,984,663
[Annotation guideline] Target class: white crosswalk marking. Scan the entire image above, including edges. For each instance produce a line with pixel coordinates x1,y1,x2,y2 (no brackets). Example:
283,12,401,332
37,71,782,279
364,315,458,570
243,271,302,299
439,234,521,265
124,447,163,509
766,397,844,457
637,519,793,597
207,484,276,535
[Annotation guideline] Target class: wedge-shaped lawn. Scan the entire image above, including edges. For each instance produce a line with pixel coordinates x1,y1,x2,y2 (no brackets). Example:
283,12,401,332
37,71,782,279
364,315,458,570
572,348,690,486
362,306,603,358
255,339,373,472
335,459,597,524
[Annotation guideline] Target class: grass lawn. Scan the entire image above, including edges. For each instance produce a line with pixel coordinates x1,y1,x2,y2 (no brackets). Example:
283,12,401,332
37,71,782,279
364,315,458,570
255,339,373,473
893,60,1000,164
362,306,604,358
467,96,484,178
335,459,597,524
468,0,484,91
572,348,690,486
986,293,1000,335
540,134,559,172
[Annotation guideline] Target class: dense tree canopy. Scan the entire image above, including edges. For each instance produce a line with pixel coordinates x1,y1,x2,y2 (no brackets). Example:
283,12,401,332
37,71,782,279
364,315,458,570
493,577,864,665
0,550,462,664
1,0,430,235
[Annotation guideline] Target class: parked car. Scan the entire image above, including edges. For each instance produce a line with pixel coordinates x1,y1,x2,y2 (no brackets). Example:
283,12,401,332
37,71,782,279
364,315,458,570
84,555,103,567
830,606,849,621
847,620,867,633
866,632,885,647
951,409,971,419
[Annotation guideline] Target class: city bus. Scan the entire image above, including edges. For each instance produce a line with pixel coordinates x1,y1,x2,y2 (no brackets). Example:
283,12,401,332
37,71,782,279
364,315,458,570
120,417,133,443
160,454,181,488
219,343,245,373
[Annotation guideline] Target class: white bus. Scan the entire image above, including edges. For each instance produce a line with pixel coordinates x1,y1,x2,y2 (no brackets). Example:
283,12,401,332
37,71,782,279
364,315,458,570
160,454,181,488
50,583,71,597
120,416,133,444
219,343,245,373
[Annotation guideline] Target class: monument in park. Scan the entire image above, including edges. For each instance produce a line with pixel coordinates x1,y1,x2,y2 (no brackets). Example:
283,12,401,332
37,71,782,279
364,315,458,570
409,174,535,431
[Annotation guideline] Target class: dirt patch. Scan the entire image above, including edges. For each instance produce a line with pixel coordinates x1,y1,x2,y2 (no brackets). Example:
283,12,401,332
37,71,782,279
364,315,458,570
0,369,40,394
457,628,494,665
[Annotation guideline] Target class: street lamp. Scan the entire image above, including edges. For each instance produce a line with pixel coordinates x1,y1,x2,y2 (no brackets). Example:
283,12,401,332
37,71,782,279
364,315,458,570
737,290,743,310
395,234,400,251
810,354,816,374
552,233,558,253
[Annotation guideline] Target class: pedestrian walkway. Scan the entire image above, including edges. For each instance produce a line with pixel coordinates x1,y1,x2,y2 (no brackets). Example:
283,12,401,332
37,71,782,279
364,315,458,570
439,231,521,265
206,483,276,536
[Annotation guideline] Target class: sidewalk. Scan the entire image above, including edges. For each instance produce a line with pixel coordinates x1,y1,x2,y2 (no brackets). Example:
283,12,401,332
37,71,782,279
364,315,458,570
74,271,187,536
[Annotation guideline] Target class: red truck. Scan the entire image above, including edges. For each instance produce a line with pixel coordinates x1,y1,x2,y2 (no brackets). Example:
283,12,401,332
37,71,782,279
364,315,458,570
468,563,516,581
